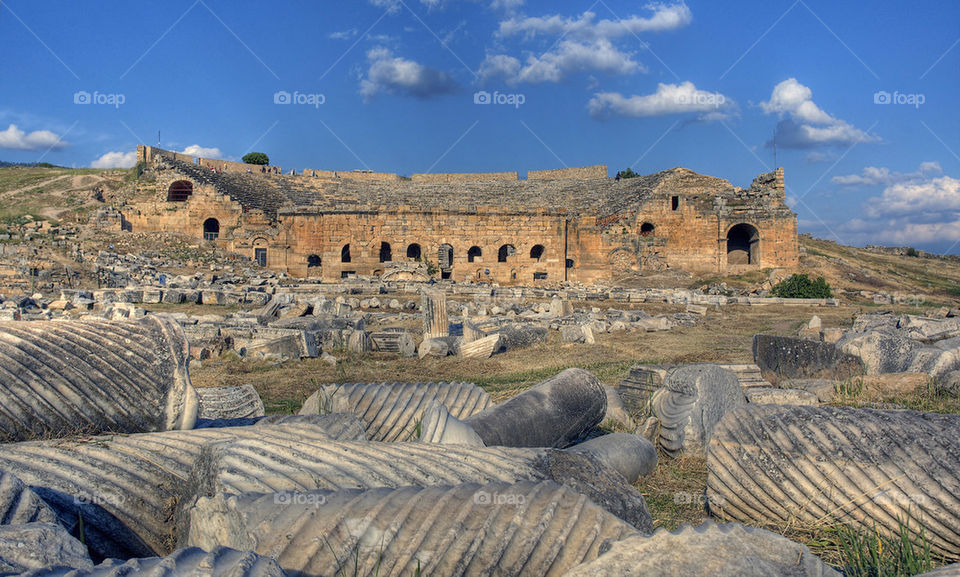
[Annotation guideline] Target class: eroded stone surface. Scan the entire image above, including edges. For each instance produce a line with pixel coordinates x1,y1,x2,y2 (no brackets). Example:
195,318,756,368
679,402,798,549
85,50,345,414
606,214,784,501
183,481,639,577
298,382,491,442
561,521,840,577
0,316,198,442
19,547,287,577
708,404,960,560
196,385,265,421
566,433,657,484
0,523,92,576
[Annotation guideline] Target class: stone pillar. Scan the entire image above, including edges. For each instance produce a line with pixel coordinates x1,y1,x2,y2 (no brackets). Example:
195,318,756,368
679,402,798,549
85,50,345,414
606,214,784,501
422,289,449,340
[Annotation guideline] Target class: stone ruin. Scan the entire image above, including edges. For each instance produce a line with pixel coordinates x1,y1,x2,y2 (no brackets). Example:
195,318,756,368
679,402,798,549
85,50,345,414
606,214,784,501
0,316,953,576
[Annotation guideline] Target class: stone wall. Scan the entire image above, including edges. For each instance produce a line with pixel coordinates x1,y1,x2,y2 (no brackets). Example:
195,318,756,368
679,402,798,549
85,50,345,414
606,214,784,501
197,157,282,175
411,171,518,183
528,165,608,180
301,169,400,182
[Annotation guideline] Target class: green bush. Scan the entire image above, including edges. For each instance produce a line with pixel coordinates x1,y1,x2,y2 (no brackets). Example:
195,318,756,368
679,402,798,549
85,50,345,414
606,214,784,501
905,247,919,257
242,152,270,165
771,273,833,298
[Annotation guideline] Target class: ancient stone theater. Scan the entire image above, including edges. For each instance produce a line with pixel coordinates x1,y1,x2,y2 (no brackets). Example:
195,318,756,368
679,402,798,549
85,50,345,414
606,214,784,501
123,145,798,285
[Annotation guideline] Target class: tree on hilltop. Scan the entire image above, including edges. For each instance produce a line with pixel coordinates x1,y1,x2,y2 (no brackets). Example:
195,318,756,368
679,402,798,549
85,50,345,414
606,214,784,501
242,152,269,165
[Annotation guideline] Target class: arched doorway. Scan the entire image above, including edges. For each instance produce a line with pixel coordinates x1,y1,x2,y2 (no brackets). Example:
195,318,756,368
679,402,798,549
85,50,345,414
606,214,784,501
379,241,392,262
640,222,655,236
202,218,219,241
727,223,760,265
438,244,453,279
341,244,351,263
307,254,321,268
167,181,193,202
468,246,482,262
498,244,516,262
406,243,421,260
529,244,545,261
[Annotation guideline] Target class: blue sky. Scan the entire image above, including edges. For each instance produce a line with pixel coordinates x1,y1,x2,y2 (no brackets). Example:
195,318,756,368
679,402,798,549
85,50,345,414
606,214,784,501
1,0,959,252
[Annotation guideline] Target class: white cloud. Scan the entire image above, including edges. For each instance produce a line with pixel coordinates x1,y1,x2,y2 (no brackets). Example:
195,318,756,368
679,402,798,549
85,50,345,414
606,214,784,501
499,4,692,40
91,150,137,169
329,28,358,40
181,145,223,158
481,39,639,84
832,161,942,187
588,81,734,120
761,78,876,149
864,175,960,219
360,47,458,100
0,124,68,151
369,0,445,13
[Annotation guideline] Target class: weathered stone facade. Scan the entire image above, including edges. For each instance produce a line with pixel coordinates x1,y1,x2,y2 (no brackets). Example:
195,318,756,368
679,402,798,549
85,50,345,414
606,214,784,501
124,145,798,285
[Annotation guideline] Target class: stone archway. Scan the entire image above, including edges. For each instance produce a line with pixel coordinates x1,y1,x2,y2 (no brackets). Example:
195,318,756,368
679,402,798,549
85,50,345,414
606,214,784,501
727,223,760,265
202,218,219,240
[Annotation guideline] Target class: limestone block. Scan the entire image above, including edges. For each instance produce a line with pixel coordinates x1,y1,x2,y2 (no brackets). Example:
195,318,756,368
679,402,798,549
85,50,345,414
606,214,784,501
561,325,584,343
780,378,837,403
183,481,639,577
707,405,960,560
20,547,286,577
744,387,819,406
601,385,636,429
458,333,500,359
0,470,57,525
754,334,863,381
641,364,745,458
196,385,265,421
0,315,198,442
347,330,371,353
562,521,840,577
566,433,657,483
0,417,365,560
298,382,491,442
460,368,606,448
369,331,416,357
0,523,92,576
417,338,449,358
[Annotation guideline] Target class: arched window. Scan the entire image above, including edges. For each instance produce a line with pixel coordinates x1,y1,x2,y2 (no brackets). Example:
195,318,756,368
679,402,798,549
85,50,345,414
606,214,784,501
640,222,655,236
529,244,545,261
727,223,760,265
202,218,219,241
498,244,516,263
307,255,321,268
467,246,482,263
406,243,422,260
341,244,351,263
167,181,193,202
379,241,392,262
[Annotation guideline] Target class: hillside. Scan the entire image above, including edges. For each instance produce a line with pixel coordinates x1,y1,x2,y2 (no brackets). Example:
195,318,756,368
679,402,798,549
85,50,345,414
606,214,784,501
0,165,131,225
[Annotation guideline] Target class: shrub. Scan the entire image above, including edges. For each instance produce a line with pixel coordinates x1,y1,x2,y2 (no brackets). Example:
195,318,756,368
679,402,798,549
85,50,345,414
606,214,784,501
905,247,919,257
771,273,833,299
242,152,269,165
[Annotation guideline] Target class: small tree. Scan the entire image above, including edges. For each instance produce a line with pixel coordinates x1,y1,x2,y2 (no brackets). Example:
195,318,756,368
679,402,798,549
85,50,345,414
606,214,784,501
771,273,833,299
242,152,269,165
620,168,639,179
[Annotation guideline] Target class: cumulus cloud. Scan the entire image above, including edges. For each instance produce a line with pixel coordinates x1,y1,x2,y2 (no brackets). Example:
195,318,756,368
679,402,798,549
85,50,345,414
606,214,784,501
180,145,223,158
864,174,960,219
360,47,458,100
329,28,358,40
0,124,68,151
480,39,639,83
761,78,876,149
91,150,137,169
588,81,734,121
499,4,692,40
832,162,942,187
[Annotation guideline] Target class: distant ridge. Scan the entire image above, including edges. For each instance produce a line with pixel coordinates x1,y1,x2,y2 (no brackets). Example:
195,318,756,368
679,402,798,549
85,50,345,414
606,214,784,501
0,161,63,168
